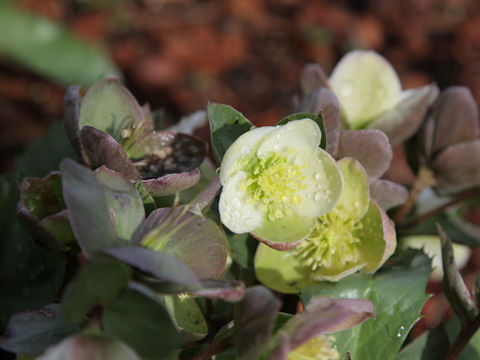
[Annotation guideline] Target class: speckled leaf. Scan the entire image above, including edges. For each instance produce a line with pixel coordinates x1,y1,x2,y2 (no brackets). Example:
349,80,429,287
371,179,408,210
138,207,230,279
103,288,183,360
296,88,341,155
234,286,282,360
164,295,208,341
337,130,392,180
0,304,79,356
60,159,117,255
432,140,480,195
431,86,480,155
208,103,253,164
79,78,145,141
299,63,330,94
80,126,139,180
93,166,145,241
367,84,438,145
437,225,477,324
301,249,431,360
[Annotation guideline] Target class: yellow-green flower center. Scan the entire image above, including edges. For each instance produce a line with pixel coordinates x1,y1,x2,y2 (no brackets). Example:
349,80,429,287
240,150,306,221
295,207,362,271
288,335,339,360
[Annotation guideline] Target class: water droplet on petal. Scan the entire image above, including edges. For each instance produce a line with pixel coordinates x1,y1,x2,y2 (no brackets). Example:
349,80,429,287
315,173,322,180
314,192,322,202
354,201,360,208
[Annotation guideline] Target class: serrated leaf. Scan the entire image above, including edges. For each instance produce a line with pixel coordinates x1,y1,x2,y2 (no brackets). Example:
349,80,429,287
208,103,253,164
103,288,183,360
0,304,79,356
0,6,120,86
61,256,130,324
277,112,327,151
301,249,431,360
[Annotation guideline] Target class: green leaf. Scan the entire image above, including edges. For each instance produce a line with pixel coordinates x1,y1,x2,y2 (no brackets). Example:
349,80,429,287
0,5,120,86
208,103,253,164
164,295,208,341
227,232,258,269
301,249,431,360
61,256,130,324
0,304,79,356
103,288,183,360
277,112,327,151
15,122,77,178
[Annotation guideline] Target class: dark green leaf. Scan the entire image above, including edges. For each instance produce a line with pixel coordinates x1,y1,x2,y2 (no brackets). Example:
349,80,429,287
301,249,431,360
0,6,120,86
103,288,183,360
61,256,130,324
397,323,450,360
277,112,327,151
208,103,253,164
0,304,79,356
227,232,258,269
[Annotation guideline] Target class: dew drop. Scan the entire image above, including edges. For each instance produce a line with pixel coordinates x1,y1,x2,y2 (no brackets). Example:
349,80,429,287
273,144,280,151
354,201,360,208
315,173,322,180
326,189,331,195
314,192,322,202
396,326,405,338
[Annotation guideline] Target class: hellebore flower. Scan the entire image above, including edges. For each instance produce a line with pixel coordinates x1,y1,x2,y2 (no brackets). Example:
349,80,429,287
17,172,75,251
297,86,408,210
299,50,438,145
64,77,207,195
255,157,396,292
219,118,344,249
421,86,480,195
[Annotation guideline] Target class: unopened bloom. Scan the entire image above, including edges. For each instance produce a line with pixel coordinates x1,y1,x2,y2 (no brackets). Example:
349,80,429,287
219,119,343,249
255,157,396,292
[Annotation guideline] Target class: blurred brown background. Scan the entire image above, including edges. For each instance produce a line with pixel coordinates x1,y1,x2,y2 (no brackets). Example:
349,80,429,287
1,0,480,172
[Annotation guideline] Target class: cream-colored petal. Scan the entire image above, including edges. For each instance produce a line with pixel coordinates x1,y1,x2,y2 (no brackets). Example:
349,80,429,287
257,119,322,157
219,172,263,234
220,126,274,183
330,50,402,129
294,148,344,218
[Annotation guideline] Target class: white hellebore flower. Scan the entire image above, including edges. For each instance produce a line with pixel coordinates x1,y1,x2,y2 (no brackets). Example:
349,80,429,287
219,118,343,250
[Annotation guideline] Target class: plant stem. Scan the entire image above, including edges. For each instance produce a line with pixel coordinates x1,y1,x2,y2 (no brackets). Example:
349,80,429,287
393,166,435,225
446,312,480,360
191,337,232,360
400,187,480,230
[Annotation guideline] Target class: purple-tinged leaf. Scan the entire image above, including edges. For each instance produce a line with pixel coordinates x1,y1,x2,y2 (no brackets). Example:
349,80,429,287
368,84,438,146
139,207,230,279
93,166,145,241
61,159,117,254
0,304,79,356
189,176,222,216
141,168,201,196
431,86,480,155
300,63,330,95
80,126,139,180
79,77,145,142
337,130,392,180
437,224,477,324
18,173,63,220
192,279,245,302
297,88,341,155
63,85,82,157
432,140,480,195
369,179,408,210
104,246,199,286
420,113,436,160
235,286,282,360
280,296,374,351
